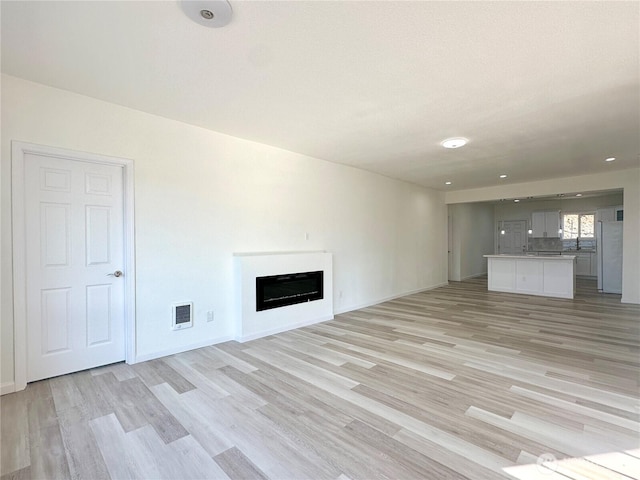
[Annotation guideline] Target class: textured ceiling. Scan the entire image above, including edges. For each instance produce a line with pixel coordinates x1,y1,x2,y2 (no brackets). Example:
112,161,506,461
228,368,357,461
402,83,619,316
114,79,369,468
2,1,638,190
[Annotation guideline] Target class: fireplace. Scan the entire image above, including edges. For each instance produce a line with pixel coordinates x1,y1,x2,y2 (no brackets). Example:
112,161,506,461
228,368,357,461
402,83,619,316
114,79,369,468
256,270,323,311
234,251,333,342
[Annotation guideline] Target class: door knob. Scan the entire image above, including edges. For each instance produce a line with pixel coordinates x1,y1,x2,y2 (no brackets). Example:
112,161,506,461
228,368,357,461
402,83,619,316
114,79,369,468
107,270,123,277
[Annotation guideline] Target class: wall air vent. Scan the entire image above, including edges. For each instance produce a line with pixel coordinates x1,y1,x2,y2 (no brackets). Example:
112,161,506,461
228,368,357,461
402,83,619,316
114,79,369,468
171,302,193,330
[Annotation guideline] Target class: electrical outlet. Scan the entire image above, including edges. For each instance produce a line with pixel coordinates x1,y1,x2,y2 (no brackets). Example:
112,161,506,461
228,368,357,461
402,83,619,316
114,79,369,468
207,310,214,322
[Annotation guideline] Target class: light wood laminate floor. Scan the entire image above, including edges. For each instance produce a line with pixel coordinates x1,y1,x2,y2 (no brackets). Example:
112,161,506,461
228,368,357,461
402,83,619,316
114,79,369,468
2,277,639,479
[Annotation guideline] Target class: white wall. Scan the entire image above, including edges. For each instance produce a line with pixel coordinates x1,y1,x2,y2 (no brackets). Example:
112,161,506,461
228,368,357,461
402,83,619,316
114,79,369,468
1,75,448,388
445,170,640,304
448,203,495,281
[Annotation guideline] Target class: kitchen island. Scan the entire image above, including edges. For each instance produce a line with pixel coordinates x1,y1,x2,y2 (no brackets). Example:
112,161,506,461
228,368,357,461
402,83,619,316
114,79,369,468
484,254,577,299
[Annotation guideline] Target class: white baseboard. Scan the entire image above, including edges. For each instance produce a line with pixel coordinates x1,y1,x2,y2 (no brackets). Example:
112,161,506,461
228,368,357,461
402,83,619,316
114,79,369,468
236,314,334,343
132,334,234,364
1,382,16,396
334,282,449,315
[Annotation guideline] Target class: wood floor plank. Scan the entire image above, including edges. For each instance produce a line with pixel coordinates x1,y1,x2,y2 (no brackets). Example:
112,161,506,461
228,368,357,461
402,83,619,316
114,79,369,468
0,466,30,480
554,456,632,480
91,371,148,433
118,377,189,444
89,413,138,480
214,446,269,480
585,451,640,478
57,407,111,480
0,390,30,476
151,382,234,457
49,375,84,413
28,424,71,480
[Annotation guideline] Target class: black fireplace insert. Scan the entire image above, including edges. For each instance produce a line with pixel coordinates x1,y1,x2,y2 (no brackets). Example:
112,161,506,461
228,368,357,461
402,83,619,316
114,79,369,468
256,270,324,311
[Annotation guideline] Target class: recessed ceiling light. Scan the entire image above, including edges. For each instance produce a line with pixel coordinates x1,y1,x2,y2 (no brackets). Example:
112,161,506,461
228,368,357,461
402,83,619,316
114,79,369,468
441,137,468,149
181,0,233,28
605,157,616,162
514,199,520,203
499,174,507,179
557,193,565,197
445,181,452,185
576,193,582,197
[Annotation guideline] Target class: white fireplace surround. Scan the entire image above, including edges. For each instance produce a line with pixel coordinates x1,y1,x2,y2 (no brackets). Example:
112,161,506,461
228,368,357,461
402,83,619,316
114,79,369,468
233,251,334,342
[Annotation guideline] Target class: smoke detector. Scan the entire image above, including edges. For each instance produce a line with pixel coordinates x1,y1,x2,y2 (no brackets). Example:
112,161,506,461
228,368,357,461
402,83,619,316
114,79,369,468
181,0,232,28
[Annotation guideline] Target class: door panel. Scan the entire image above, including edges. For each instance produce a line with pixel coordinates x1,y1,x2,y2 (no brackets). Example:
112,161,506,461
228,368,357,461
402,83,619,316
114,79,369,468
25,153,125,382
40,287,71,354
41,203,71,266
86,284,112,346
86,206,111,265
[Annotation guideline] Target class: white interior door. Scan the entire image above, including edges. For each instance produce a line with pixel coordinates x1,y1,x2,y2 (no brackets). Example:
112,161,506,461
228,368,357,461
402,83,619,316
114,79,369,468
24,153,126,382
499,220,527,255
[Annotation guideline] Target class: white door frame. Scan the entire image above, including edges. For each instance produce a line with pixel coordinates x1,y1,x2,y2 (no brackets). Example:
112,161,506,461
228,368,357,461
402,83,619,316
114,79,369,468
11,141,136,391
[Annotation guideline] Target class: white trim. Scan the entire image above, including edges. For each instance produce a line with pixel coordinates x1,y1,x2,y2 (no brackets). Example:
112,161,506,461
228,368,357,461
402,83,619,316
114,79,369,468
235,314,334,343
133,335,234,363
333,282,449,315
11,141,136,391
621,296,639,305
1,382,16,396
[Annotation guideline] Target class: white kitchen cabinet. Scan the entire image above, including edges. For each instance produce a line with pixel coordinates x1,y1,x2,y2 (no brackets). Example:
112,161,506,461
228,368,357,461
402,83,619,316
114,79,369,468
574,251,597,277
531,212,545,237
596,205,623,223
596,207,615,222
575,253,591,276
531,211,560,238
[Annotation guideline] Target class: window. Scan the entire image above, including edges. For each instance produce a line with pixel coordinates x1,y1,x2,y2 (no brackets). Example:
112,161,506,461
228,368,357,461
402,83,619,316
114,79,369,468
562,213,594,239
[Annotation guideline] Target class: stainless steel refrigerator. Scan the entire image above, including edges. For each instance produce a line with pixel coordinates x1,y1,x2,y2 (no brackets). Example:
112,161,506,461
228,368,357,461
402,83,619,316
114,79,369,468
596,221,623,294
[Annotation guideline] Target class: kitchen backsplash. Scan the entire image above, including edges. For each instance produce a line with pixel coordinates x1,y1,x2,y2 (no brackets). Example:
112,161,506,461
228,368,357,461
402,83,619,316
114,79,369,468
528,237,597,251
561,238,596,250
528,238,563,251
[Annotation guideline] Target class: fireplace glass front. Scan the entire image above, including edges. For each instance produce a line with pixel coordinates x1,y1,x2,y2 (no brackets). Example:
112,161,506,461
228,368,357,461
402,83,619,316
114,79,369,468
256,270,324,311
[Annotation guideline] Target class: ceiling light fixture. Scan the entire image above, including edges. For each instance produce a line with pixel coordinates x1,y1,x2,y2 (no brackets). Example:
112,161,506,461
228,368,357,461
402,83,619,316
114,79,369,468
441,137,468,149
499,174,507,179
445,181,452,185
605,157,616,162
514,199,520,203
576,193,582,197
181,0,233,28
